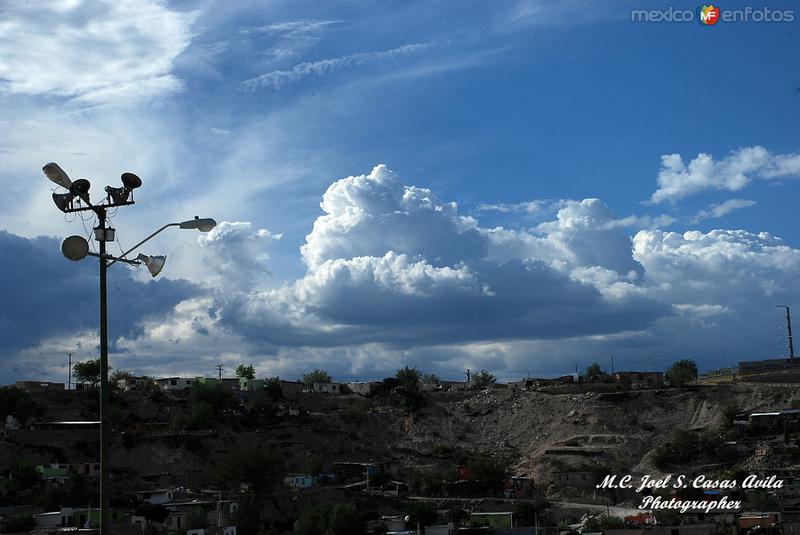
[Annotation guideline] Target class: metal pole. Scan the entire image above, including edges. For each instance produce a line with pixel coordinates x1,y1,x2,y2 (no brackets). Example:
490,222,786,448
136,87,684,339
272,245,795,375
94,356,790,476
98,208,110,535
778,306,795,359
68,353,72,390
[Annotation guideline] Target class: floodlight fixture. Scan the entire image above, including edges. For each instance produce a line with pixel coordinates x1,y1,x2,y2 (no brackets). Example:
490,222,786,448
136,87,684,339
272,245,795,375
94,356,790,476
52,192,76,212
121,172,142,189
104,186,129,204
179,217,217,232
43,162,72,189
136,254,166,277
69,179,92,204
61,235,90,261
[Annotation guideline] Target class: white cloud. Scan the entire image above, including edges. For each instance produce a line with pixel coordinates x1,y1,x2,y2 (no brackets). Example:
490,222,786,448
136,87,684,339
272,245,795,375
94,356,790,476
650,146,800,203
243,19,344,61
476,200,547,213
692,198,757,222
0,0,194,105
241,43,430,90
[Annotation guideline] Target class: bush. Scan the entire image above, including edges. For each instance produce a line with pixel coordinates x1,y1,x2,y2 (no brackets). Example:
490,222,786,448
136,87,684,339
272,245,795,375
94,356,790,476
473,370,496,387
302,369,332,386
219,443,285,496
666,359,698,386
1,512,35,533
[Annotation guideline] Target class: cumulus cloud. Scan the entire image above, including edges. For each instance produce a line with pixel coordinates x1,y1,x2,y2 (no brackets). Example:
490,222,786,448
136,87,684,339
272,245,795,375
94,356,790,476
650,146,800,203
0,0,194,105
198,221,282,290
217,166,665,349
241,43,430,90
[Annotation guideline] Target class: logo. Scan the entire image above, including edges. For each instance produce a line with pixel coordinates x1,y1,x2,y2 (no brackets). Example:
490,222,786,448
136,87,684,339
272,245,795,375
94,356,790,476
699,5,720,25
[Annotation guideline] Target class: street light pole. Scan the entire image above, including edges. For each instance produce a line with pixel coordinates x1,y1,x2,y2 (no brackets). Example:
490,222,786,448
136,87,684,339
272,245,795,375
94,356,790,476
44,162,216,535
97,208,111,534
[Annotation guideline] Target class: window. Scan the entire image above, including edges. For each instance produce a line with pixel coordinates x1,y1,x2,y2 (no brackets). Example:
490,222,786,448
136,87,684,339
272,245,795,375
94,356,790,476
170,379,177,386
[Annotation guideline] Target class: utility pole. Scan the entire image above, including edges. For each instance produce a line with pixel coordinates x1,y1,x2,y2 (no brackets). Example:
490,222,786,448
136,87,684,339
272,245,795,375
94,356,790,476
778,306,795,358
465,369,471,383
610,354,615,374
68,352,72,390
217,364,224,380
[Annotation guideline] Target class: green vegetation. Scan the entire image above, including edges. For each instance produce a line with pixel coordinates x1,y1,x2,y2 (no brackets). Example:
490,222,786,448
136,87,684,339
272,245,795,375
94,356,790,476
0,512,36,533
219,442,285,496
295,504,366,535
584,362,605,382
134,503,169,532
652,428,717,468
421,373,441,385
472,369,496,387
665,359,698,386
235,363,256,380
173,381,238,430
396,366,424,411
514,497,551,526
721,400,741,428
72,358,102,387
302,368,332,386
584,515,625,531
0,386,44,423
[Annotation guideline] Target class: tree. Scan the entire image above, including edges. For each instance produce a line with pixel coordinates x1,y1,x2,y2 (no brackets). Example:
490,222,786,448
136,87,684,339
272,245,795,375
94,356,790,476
584,515,625,531
666,359,698,386
472,370,496,387
584,362,604,382
396,366,421,393
1,512,35,533
0,386,44,423
421,373,441,385
302,368,332,386
73,359,102,388
235,364,256,380
219,443,285,496
134,504,169,531
396,366,423,411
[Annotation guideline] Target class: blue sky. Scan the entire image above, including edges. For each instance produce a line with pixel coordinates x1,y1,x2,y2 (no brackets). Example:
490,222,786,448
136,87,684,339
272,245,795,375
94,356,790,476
0,0,798,383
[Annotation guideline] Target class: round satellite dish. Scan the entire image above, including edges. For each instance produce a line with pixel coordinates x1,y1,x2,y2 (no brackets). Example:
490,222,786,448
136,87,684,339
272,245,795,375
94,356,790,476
61,235,90,261
70,178,91,195
121,172,142,189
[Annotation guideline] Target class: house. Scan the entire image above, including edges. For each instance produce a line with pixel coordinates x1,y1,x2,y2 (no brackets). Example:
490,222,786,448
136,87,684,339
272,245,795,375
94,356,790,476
196,377,241,392
36,507,104,528
503,476,534,498
239,378,264,392
612,371,664,389
12,381,65,392
552,470,597,489
187,528,236,535
279,380,305,399
115,375,152,391
133,488,175,505
155,377,196,391
308,382,348,394
347,381,382,397
469,512,513,530
738,512,781,530
285,474,315,489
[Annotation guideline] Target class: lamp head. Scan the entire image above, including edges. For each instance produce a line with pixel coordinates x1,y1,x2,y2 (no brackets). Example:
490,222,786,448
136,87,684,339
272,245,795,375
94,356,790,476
179,217,217,232
42,162,72,189
52,192,75,212
105,185,129,204
136,253,166,277
69,179,91,204
121,172,142,189
61,235,89,261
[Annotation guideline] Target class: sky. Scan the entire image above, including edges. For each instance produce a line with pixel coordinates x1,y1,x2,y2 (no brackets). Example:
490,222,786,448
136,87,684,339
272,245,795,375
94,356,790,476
0,0,798,384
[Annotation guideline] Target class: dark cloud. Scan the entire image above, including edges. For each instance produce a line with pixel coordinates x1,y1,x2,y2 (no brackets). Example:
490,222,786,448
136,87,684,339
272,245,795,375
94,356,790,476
0,231,202,355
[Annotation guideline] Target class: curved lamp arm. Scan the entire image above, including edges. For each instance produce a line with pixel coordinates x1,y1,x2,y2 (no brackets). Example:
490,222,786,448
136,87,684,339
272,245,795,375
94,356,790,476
107,217,216,268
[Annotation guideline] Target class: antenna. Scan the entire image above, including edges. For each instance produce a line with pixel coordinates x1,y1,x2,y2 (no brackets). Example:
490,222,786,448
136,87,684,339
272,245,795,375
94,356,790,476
777,306,795,358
